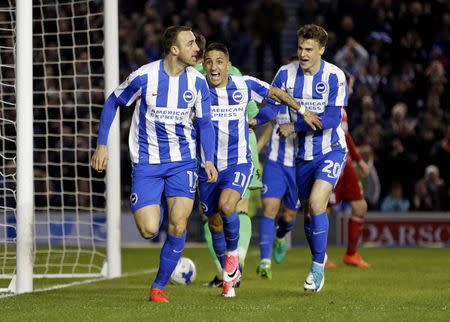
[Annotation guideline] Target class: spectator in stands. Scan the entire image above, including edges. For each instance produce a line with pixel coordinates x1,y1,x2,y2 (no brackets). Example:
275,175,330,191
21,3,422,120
431,125,450,194
334,37,369,76
250,0,287,80
413,165,448,211
381,182,410,212
109,0,450,211
358,145,380,210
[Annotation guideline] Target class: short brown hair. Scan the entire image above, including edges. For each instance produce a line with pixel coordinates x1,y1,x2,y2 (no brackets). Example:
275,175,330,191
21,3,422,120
194,33,206,60
161,26,192,55
204,42,229,57
297,24,328,47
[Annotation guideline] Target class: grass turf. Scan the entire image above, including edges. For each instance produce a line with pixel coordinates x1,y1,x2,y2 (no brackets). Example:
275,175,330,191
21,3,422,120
1,247,449,321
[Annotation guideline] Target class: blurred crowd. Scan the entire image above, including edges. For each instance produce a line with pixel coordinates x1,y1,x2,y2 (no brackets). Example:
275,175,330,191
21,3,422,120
2,0,448,212
117,0,450,211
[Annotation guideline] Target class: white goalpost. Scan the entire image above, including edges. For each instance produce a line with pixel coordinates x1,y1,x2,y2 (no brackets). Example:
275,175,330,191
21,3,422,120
0,0,120,294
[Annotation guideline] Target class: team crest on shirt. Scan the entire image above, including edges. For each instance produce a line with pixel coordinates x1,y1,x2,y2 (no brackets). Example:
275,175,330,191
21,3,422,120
232,90,244,103
261,184,268,194
201,202,208,213
130,193,138,205
183,90,195,103
315,82,328,94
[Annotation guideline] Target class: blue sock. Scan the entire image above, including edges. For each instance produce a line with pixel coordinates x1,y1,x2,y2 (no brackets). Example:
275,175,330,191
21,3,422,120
310,212,329,264
276,217,296,239
212,231,226,268
222,211,240,252
304,218,312,248
152,232,186,289
259,216,275,260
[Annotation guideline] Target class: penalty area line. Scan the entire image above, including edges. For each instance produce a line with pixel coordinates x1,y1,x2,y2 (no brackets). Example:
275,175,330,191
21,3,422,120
0,268,157,299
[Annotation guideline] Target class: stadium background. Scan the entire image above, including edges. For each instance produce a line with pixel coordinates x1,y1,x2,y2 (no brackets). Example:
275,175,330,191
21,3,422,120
110,0,450,246
0,1,449,319
3,0,447,247
79,0,450,249
116,0,449,211
26,0,450,214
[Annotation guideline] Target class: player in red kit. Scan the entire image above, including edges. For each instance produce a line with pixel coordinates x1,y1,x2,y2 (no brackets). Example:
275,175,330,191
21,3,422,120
327,72,370,269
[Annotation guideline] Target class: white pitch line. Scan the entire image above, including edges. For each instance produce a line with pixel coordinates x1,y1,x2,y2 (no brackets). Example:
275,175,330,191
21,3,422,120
0,268,157,299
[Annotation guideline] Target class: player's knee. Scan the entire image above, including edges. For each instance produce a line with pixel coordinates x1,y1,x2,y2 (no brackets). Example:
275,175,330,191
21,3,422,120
300,199,310,215
353,200,368,217
309,198,327,215
171,226,186,236
219,202,235,217
208,214,223,233
262,201,279,217
170,222,187,236
283,209,297,223
137,224,159,239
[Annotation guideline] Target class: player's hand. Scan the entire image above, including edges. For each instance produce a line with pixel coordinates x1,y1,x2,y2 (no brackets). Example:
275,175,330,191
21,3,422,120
303,110,322,131
204,161,218,183
358,159,370,177
90,144,108,173
277,123,295,138
248,119,257,129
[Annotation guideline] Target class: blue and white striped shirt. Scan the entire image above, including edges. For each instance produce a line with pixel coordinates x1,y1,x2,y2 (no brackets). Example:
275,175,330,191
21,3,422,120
203,75,270,171
112,59,212,164
273,60,348,161
266,105,297,167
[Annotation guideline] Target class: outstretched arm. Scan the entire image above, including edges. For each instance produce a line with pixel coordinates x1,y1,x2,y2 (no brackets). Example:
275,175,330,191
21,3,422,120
268,86,322,130
277,106,343,138
294,106,342,132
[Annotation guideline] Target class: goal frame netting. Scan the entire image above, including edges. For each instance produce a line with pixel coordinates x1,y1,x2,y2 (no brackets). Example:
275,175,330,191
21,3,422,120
0,0,121,294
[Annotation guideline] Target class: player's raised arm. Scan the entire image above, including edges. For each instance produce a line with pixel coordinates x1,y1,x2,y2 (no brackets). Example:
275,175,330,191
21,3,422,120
268,86,322,130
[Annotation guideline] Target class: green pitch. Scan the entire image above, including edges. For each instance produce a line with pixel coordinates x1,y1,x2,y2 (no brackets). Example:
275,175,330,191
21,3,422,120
2,247,449,321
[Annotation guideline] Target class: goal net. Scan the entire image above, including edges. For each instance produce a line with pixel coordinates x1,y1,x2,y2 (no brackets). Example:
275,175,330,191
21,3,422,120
0,0,117,292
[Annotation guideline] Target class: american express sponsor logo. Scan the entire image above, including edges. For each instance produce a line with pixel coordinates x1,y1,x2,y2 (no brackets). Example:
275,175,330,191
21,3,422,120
211,103,246,120
298,99,326,113
149,107,191,123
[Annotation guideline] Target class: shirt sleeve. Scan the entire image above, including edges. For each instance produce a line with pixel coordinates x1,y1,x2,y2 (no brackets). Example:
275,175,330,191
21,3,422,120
327,69,348,107
97,93,120,145
194,77,211,119
271,67,287,90
252,66,291,126
253,103,280,125
194,77,214,162
197,117,215,162
244,76,270,103
294,105,342,132
114,68,142,106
